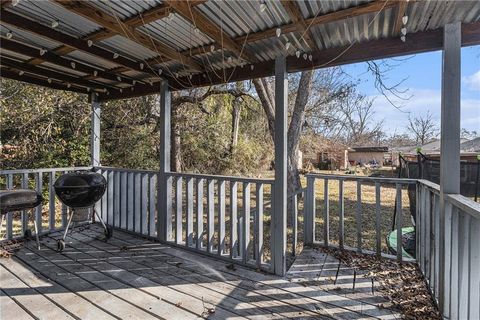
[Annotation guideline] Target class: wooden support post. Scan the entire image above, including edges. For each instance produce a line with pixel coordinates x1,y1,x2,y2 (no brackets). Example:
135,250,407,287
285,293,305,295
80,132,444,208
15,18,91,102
158,81,172,242
273,55,288,276
439,22,461,316
90,93,101,167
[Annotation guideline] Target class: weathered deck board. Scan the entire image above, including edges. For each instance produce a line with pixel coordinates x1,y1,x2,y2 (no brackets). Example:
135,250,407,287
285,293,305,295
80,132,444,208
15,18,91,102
0,264,76,319
67,228,324,319
0,225,401,319
0,289,34,320
1,257,117,320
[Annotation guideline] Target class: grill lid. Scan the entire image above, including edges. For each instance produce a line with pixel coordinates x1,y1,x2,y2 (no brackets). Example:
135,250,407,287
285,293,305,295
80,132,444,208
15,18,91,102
54,171,106,208
0,189,43,214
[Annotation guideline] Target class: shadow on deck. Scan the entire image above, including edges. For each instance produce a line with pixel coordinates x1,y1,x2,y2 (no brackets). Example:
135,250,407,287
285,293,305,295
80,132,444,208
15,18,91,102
0,225,400,319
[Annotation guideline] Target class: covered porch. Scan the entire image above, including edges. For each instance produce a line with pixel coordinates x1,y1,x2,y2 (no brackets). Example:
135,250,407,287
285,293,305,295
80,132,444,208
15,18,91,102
1,0,480,319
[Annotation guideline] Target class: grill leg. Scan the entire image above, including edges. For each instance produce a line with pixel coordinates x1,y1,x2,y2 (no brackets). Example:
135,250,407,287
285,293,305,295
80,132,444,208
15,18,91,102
62,211,75,241
94,209,108,232
33,217,40,250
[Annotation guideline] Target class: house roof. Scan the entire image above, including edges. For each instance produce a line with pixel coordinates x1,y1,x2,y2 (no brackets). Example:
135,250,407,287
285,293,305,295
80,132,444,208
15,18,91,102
393,137,480,154
1,0,479,101
350,146,389,153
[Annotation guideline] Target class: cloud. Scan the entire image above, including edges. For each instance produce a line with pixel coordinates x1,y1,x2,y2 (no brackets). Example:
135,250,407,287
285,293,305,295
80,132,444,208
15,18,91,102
463,70,480,91
367,88,479,134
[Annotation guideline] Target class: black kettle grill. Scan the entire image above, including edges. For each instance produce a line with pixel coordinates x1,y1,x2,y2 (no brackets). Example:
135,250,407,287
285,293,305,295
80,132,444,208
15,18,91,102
0,189,43,250
54,171,112,251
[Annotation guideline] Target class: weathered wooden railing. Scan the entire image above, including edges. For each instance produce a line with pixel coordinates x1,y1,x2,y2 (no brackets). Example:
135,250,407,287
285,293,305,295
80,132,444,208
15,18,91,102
417,179,480,319
0,167,91,239
304,173,418,261
95,167,275,271
3,166,479,311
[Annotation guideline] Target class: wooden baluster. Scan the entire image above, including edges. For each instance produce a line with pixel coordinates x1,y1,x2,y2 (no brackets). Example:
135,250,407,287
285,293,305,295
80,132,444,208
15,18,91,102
230,181,238,258
324,179,329,247
468,217,480,319
196,178,204,250
108,170,114,226
339,179,344,249
207,179,215,252
22,172,29,234
218,180,226,255
243,182,251,263
450,206,459,318
148,174,156,237
304,176,315,244
356,180,362,252
48,171,55,231
176,176,183,244
141,173,148,235
61,171,68,228
186,177,194,247
134,173,142,233
127,172,134,231
114,171,121,228
395,184,402,262
6,174,13,239
457,211,469,318
375,182,381,257
256,183,264,265
120,171,128,230
35,172,43,236
292,193,297,256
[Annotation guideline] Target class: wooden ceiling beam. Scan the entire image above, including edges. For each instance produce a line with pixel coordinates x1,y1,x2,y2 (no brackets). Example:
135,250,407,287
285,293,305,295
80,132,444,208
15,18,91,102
53,0,203,71
166,0,257,62
0,67,89,94
393,0,408,35
99,21,480,101
236,0,399,44
0,9,159,77
0,56,109,90
0,38,136,85
27,1,206,67
280,0,317,50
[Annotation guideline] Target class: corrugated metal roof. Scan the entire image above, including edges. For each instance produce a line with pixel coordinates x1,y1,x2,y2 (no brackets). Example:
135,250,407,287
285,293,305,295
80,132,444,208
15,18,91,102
5,0,101,37
140,14,214,52
99,35,159,61
88,0,163,20
1,0,479,93
0,24,62,50
65,51,121,70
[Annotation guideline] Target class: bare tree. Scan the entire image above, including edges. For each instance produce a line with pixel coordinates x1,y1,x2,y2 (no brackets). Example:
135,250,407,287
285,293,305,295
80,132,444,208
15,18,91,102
407,111,438,145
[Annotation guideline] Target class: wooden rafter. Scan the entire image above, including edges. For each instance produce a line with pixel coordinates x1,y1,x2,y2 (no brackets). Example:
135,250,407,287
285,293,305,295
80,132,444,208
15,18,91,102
27,1,205,68
166,0,257,62
0,38,135,85
237,0,400,44
53,0,203,71
0,56,108,90
100,21,480,100
280,0,317,50
0,9,159,77
0,67,88,94
393,0,408,35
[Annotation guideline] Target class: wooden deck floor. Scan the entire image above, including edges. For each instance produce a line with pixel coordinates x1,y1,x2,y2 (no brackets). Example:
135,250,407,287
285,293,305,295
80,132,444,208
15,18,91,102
0,225,401,319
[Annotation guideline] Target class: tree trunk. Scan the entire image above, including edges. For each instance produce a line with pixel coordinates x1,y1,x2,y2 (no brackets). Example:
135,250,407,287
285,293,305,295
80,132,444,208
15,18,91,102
230,99,241,154
254,71,314,195
171,94,182,172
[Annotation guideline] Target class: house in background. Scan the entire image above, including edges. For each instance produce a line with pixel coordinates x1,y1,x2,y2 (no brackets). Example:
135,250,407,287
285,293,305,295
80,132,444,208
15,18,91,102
393,137,480,163
347,146,389,166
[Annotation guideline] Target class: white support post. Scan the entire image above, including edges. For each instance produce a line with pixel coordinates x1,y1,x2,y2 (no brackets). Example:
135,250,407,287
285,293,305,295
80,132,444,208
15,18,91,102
90,93,101,167
273,55,288,276
439,22,461,316
157,80,172,242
